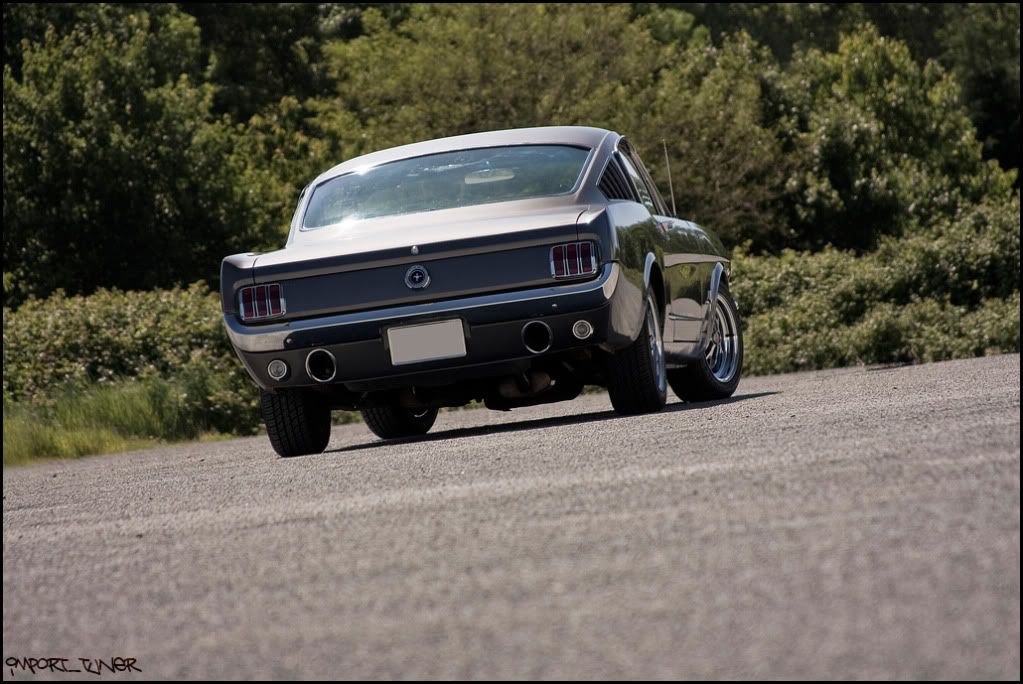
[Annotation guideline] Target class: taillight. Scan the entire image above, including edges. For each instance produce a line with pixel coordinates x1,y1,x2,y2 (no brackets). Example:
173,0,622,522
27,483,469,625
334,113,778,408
551,241,598,279
239,283,285,321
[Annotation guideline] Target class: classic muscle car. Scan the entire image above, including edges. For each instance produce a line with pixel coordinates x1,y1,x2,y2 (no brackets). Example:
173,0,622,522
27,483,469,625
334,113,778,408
221,126,743,456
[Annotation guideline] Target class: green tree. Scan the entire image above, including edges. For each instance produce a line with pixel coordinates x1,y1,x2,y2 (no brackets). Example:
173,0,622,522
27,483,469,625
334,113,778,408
768,26,1014,251
317,4,670,157
671,3,868,60
315,2,789,246
667,3,1020,176
2,3,185,78
2,9,280,303
937,3,1020,174
227,96,343,243
180,3,324,121
633,29,788,247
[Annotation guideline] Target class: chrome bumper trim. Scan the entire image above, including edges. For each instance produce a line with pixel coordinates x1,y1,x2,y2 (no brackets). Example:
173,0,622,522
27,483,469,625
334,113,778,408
225,263,620,353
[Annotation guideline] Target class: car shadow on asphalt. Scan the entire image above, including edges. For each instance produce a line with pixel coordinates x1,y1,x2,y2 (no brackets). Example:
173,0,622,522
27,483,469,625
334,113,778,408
318,391,779,456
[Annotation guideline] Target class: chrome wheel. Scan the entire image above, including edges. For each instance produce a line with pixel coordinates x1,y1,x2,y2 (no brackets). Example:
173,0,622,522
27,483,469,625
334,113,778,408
705,293,740,384
646,296,666,394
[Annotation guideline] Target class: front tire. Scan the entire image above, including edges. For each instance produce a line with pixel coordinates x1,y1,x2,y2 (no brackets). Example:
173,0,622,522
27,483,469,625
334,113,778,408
606,291,668,415
361,406,438,440
261,389,332,457
668,281,743,402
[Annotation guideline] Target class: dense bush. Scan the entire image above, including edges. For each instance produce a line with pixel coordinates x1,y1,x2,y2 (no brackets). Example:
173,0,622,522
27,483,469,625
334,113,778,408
2,283,260,434
5,187,1018,431
732,192,1021,374
733,194,1020,316
738,291,1019,376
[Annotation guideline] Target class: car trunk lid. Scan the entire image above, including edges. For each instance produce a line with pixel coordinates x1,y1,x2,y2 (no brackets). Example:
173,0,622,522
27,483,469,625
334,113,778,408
247,204,588,322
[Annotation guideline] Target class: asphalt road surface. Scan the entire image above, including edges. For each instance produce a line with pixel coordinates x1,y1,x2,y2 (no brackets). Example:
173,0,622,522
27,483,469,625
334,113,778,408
3,355,1020,680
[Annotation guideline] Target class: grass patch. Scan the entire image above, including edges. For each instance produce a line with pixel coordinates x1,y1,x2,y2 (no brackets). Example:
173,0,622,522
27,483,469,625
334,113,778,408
2,413,156,467
4,378,212,467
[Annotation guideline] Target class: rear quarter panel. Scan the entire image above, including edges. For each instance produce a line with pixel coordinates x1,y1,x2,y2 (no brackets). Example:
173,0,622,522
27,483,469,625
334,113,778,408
580,199,729,361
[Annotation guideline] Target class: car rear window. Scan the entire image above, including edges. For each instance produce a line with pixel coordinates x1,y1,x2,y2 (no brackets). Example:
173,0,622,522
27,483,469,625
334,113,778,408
302,144,590,229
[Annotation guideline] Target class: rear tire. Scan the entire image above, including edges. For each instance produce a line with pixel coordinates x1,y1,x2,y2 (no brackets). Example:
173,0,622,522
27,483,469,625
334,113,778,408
361,406,438,440
606,291,668,415
261,389,332,457
668,281,743,402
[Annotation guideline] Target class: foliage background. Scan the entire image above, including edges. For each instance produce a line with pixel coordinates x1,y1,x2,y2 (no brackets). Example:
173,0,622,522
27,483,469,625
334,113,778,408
3,3,1019,460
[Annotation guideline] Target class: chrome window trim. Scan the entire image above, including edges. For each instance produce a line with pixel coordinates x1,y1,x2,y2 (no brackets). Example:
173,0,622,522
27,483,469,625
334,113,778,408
299,144,596,233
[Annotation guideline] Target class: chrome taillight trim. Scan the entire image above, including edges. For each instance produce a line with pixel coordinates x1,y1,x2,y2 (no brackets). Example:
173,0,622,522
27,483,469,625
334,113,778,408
239,283,287,322
550,241,598,280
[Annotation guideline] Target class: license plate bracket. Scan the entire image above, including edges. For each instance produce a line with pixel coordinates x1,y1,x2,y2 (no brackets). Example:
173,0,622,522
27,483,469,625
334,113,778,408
386,319,467,366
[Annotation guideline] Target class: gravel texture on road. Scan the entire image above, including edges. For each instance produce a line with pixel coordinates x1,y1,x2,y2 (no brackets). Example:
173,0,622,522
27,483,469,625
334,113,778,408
3,355,1020,679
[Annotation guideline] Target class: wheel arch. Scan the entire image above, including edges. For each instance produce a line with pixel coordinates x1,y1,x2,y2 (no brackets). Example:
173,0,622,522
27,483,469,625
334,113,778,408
642,253,666,325
697,262,726,353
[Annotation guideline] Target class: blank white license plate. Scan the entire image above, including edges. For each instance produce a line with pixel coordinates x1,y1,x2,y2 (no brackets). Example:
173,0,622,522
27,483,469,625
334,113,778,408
386,319,467,366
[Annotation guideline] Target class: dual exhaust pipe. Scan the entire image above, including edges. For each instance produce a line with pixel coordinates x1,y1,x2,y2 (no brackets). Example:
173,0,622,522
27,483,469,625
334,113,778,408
301,323,553,383
290,319,592,383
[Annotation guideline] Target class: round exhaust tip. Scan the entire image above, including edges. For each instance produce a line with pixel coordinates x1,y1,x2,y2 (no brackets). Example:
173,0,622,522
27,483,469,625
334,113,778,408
305,348,337,383
522,320,553,355
572,319,594,340
267,358,290,381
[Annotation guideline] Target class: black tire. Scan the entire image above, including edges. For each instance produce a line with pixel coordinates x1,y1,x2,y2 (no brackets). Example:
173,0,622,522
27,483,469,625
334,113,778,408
667,281,743,402
606,291,668,415
261,389,332,457
361,406,438,440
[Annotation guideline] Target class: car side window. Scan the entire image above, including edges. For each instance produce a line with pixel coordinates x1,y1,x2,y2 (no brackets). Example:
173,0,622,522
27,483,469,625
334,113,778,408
621,147,671,217
617,153,657,215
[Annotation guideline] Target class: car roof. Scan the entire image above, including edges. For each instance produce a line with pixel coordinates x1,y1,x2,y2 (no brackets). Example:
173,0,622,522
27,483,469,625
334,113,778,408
313,126,617,184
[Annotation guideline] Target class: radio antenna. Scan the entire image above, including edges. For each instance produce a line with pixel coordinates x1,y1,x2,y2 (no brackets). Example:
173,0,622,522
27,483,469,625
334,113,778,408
662,139,677,217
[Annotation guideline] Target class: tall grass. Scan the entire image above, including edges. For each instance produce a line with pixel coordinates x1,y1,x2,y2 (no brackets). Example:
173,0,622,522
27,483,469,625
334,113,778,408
3,379,208,467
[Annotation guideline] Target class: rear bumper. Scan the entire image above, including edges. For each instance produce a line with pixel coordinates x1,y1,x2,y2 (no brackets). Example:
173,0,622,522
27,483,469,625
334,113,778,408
227,263,644,391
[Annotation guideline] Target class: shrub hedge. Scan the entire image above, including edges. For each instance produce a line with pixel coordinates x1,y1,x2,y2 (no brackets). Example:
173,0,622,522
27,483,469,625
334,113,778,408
731,192,1020,374
2,283,261,434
